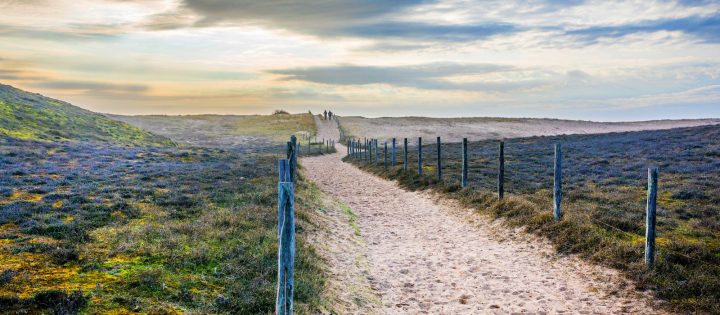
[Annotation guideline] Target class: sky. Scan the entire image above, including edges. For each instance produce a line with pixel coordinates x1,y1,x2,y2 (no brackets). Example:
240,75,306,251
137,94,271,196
0,0,719,121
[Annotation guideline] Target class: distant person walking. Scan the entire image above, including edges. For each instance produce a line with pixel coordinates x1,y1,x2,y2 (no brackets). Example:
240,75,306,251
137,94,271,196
323,110,328,120
328,111,333,120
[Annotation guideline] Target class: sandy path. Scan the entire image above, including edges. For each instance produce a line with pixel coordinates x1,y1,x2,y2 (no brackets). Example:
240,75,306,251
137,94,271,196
314,115,341,142
302,121,665,314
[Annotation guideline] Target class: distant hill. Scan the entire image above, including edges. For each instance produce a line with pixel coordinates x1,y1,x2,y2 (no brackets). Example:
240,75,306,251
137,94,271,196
0,84,173,146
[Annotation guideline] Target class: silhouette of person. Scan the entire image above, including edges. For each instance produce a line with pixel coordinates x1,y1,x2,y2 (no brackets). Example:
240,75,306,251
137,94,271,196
323,110,327,120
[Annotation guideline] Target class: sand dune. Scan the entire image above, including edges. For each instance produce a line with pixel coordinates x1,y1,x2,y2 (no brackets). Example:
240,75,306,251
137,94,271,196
338,116,720,143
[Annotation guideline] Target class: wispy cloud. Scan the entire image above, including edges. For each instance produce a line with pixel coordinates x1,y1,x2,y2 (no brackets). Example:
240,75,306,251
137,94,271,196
0,24,122,41
269,63,560,92
566,14,720,44
32,81,148,93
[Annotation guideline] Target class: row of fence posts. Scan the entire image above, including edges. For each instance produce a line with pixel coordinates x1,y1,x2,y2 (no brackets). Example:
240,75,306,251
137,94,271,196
277,135,297,315
299,132,335,155
345,136,660,267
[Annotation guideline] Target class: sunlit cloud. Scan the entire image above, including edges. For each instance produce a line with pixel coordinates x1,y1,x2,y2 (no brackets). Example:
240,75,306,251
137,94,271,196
0,0,718,119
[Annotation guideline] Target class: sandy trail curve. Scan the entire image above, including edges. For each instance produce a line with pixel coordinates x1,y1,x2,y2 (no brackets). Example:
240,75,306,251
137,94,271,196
303,118,665,314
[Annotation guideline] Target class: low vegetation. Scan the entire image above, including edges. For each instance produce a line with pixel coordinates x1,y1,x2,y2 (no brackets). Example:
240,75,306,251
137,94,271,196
0,86,331,313
0,84,173,146
112,113,317,147
0,135,331,313
346,124,720,313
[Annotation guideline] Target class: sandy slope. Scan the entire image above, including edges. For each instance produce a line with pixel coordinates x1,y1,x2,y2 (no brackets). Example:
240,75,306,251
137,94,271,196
302,118,666,314
338,116,720,143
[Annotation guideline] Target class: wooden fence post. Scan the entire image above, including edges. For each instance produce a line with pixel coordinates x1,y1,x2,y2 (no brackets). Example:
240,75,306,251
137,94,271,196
276,159,295,315
364,139,368,162
384,142,388,170
289,136,297,183
370,139,373,163
498,141,505,199
645,167,658,267
362,138,365,161
437,136,442,181
374,139,379,163
403,138,408,171
462,138,468,187
418,137,423,176
554,143,562,220
392,138,396,167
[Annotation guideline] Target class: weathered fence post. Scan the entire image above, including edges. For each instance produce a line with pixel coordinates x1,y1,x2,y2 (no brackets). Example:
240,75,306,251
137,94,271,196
392,138,396,167
384,142,388,170
553,143,562,220
498,141,505,199
369,139,373,162
364,139,368,162
403,138,408,171
362,138,366,161
374,139,379,163
276,159,295,315
289,135,297,183
462,138,468,187
437,136,442,181
418,137,423,176
645,167,658,267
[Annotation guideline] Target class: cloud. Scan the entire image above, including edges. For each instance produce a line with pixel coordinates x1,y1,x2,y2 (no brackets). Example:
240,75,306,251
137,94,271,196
338,22,517,41
175,0,522,41
182,0,425,28
269,62,558,92
566,14,720,44
597,84,720,109
32,81,148,93
0,24,120,41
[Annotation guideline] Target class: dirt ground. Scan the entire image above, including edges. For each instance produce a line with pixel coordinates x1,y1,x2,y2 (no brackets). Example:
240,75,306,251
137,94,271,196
338,116,720,143
300,119,667,314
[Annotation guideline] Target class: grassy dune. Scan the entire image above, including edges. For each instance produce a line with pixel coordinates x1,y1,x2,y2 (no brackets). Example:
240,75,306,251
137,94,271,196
0,86,329,313
346,124,720,313
112,113,317,149
0,84,173,146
